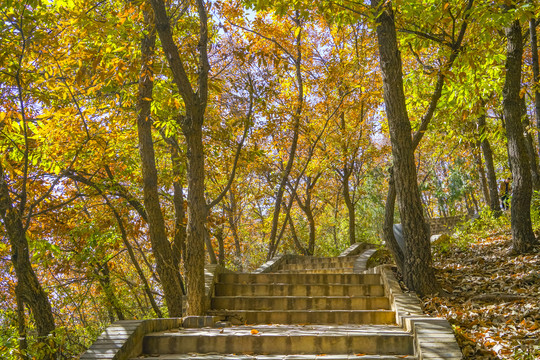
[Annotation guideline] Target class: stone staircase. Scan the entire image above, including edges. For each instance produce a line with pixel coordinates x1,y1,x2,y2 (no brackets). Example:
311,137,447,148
131,255,417,359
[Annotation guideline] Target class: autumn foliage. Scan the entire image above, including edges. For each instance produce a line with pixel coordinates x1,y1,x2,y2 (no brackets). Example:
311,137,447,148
1,0,540,359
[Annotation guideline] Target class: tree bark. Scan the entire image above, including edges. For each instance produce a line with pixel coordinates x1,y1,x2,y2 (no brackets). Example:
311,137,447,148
226,190,243,271
169,136,187,271
342,167,356,246
372,0,437,295
150,0,210,315
473,144,490,207
183,127,208,315
294,176,319,255
0,163,56,341
478,113,502,213
503,18,538,253
136,7,183,316
378,0,473,283
521,97,540,189
530,18,540,156
383,168,405,273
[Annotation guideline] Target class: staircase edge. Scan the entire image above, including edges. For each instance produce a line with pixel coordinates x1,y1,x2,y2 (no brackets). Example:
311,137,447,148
79,318,183,360
372,264,462,360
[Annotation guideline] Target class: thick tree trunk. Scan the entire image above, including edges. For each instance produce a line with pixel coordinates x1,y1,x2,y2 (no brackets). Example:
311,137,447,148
137,11,183,317
183,126,208,315
383,168,405,273
372,0,437,295
150,0,210,315
0,164,56,341
503,19,537,253
521,98,540,189
478,113,502,213
531,18,540,156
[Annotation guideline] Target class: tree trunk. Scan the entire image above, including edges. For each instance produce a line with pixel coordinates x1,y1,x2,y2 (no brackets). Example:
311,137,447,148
503,18,537,253
183,126,208,315
521,97,540,189
294,176,317,255
473,144,490,206
372,0,437,295
169,137,187,271
226,191,243,271
342,168,356,246
104,195,163,318
267,12,303,260
383,168,405,273
136,9,183,317
478,113,502,213
205,226,218,264
215,227,225,266
285,206,309,255
0,164,56,341
530,18,540,156
150,0,212,315
96,262,125,321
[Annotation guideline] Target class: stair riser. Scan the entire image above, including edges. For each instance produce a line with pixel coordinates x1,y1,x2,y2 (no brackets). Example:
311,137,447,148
211,297,390,310
143,334,414,355
281,264,353,271
219,273,382,285
131,356,416,360
285,257,357,264
209,311,396,325
215,284,385,297
275,269,355,274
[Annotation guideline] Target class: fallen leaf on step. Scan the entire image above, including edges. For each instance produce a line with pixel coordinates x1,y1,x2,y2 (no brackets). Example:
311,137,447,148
250,329,259,334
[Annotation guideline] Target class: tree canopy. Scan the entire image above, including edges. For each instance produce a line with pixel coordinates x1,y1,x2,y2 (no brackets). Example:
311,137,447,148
1,0,539,358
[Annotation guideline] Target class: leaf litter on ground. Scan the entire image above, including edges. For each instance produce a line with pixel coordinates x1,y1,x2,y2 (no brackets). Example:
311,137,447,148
421,228,540,359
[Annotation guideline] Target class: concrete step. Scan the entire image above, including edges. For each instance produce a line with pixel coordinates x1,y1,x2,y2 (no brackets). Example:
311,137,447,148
218,273,382,285
141,325,414,356
274,269,355,274
131,355,416,359
279,264,353,271
285,257,358,265
214,284,385,297
211,296,391,310
207,309,396,325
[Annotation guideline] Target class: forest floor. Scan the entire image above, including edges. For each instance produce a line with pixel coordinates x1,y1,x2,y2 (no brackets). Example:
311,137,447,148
419,217,540,359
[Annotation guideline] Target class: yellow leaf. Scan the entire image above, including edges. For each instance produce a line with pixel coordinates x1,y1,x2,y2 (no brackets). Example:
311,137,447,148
250,329,258,334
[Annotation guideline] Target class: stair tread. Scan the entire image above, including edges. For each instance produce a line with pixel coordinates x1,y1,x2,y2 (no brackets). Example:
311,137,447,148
145,324,410,337
212,296,388,299
209,309,394,313
131,355,416,359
